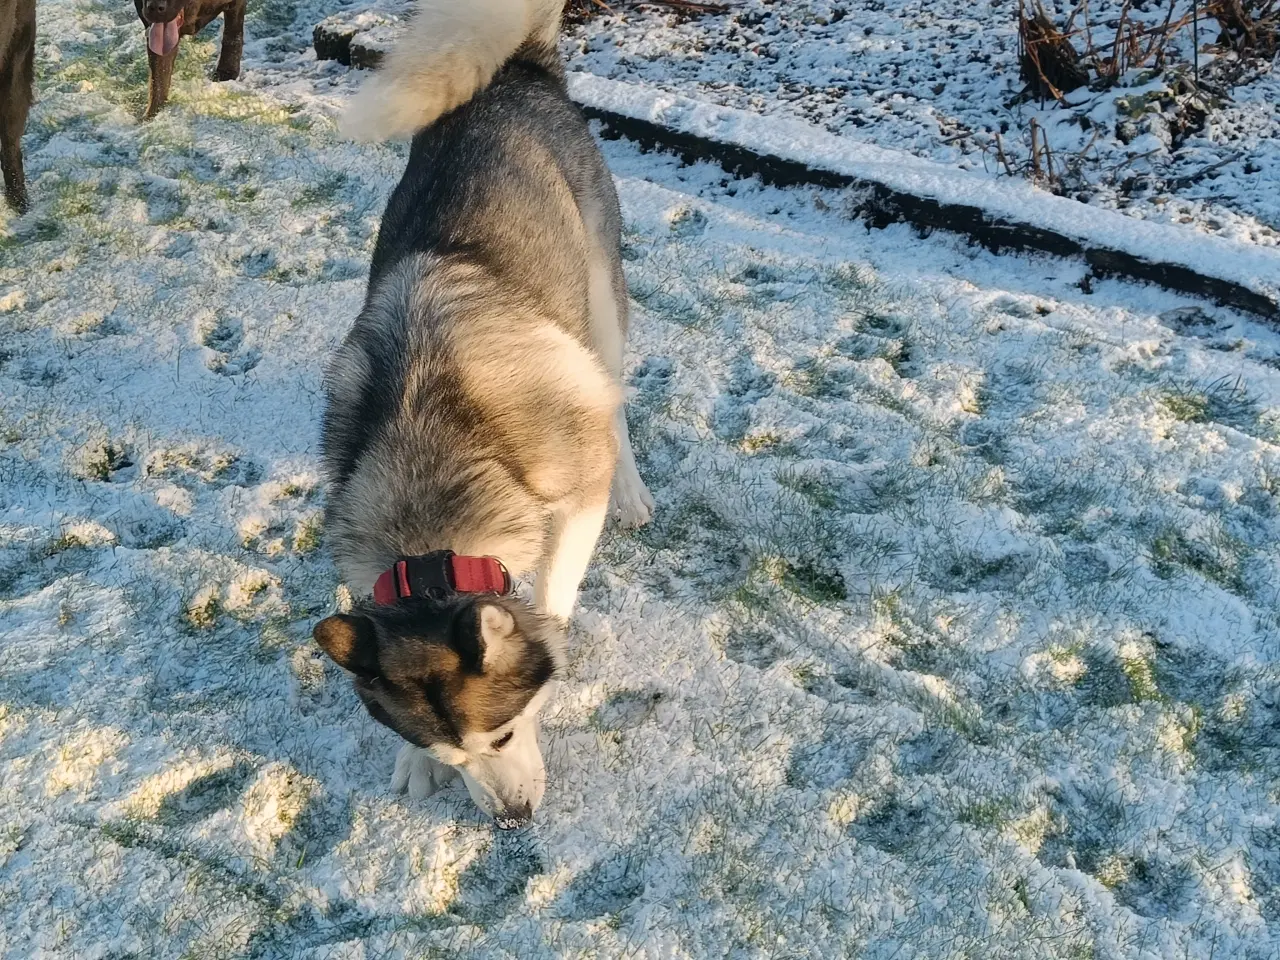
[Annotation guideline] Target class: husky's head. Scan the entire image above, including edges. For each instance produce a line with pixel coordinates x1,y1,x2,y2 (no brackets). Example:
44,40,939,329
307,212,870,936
313,597,562,827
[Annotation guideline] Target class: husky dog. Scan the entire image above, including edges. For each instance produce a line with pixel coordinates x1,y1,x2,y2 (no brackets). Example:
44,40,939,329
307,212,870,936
312,0,653,829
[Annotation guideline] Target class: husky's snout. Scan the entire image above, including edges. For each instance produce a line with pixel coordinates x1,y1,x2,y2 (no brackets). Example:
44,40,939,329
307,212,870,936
495,802,533,830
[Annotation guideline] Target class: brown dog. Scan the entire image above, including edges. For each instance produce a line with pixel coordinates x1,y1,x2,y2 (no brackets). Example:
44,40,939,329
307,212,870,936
1,0,35,212
134,0,246,118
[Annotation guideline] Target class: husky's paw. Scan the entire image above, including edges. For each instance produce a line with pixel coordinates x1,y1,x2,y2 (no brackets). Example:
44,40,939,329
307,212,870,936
611,469,655,529
390,744,457,800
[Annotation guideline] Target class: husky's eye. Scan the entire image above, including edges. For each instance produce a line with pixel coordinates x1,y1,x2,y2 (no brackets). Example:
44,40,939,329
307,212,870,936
491,730,514,751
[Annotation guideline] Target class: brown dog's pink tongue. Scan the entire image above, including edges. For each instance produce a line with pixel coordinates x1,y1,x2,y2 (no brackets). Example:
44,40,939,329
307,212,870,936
147,16,182,57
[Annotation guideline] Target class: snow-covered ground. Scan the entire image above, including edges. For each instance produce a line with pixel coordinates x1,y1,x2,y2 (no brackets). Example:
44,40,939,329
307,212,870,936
565,0,1280,249
2,1,1280,957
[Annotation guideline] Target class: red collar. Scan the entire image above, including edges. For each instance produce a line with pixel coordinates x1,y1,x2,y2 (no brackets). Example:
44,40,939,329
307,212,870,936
373,551,512,605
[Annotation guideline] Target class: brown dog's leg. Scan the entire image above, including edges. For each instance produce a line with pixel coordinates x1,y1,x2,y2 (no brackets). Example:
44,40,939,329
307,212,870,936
1,6,35,213
145,46,179,119
214,0,245,82
0,111,28,214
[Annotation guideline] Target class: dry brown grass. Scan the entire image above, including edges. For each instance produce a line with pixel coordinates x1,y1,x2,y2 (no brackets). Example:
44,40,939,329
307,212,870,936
1018,0,1200,100
1019,1,1090,100
1208,0,1279,57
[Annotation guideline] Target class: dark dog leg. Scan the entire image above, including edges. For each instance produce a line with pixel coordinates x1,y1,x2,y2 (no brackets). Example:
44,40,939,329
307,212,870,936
214,0,245,82
0,109,28,214
145,46,179,119
0,9,34,213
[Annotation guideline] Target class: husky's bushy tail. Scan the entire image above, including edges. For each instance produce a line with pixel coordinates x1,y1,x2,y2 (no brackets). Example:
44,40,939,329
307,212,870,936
341,0,565,142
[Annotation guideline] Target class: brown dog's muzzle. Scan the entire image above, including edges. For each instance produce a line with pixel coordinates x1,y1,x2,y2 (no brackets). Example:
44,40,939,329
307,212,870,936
141,2,184,56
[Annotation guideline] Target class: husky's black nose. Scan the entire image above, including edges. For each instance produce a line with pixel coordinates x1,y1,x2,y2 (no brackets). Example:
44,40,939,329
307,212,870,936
494,803,532,830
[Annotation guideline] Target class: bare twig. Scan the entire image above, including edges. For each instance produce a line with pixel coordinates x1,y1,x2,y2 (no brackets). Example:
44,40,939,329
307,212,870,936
1165,149,1246,188
994,133,1017,177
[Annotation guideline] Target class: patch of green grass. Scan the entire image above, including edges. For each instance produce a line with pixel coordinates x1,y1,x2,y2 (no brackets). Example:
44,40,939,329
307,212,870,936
34,219,61,242
98,817,148,849
1092,853,1131,889
928,550,1028,593
782,357,841,398
927,700,989,744
948,462,1010,507
631,287,705,329
781,558,847,603
1012,877,1033,913
733,553,846,607
1158,376,1269,437
824,261,876,295
1159,389,1209,423
1119,650,1164,703
632,494,729,558
1149,527,1248,594
776,468,839,510
870,584,906,622
58,46,149,109
854,381,917,421
260,263,303,284
1014,472,1109,539
841,333,912,374
1047,640,1087,684
740,430,789,455
734,263,785,285
856,462,929,514
957,798,1014,829
52,180,101,220
727,557,783,615
292,515,322,554
78,441,131,481
185,588,221,631
187,88,293,125
859,312,909,338
41,531,91,558
290,172,348,209
255,619,293,662
215,183,260,204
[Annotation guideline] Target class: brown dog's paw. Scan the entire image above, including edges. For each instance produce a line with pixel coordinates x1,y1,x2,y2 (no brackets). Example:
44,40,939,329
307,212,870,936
213,67,240,82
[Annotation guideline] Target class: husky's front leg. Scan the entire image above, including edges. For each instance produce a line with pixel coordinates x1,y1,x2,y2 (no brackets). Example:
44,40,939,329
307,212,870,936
537,498,609,621
610,408,654,529
391,743,457,799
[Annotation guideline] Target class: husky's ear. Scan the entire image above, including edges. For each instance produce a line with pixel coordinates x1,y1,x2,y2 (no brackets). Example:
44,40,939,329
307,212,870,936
452,602,518,673
313,614,380,677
